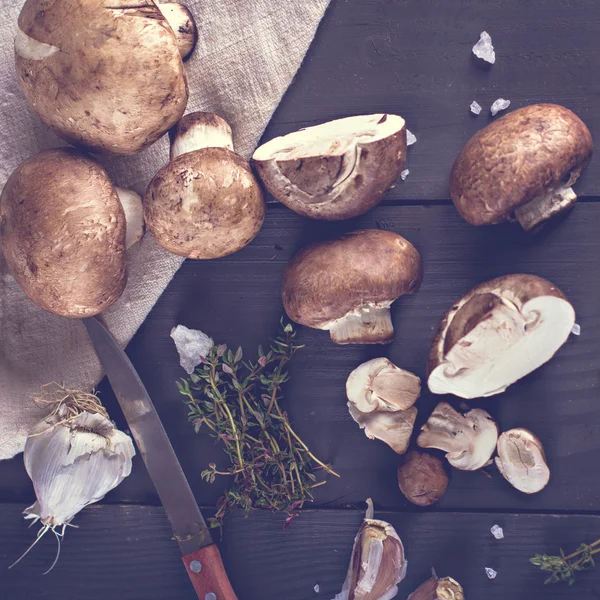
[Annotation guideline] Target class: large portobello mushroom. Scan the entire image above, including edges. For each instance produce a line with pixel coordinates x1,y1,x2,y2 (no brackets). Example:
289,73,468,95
15,0,195,154
0,149,128,317
451,104,593,230
427,274,575,399
282,230,422,344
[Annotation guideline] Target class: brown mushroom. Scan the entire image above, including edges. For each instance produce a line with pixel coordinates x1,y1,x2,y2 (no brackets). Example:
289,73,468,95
495,428,550,494
451,104,593,230
397,450,449,507
15,0,195,154
282,230,422,344
157,3,198,61
408,575,465,600
0,149,128,317
144,112,266,259
253,114,407,220
428,275,576,399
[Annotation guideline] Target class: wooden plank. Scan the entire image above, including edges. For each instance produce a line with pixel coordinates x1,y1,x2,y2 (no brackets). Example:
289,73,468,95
2,202,600,512
1,503,599,599
264,0,600,200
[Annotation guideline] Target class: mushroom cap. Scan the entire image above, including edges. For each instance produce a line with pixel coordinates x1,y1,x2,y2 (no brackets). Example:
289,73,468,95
428,274,575,399
495,428,550,494
16,0,188,154
253,114,407,220
346,357,421,413
282,229,422,332
417,402,498,471
0,149,126,317
397,450,449,507
451,104,593,225
144,147,265,259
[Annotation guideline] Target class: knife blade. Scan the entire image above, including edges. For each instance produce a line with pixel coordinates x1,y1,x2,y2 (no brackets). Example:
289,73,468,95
84,316,237,600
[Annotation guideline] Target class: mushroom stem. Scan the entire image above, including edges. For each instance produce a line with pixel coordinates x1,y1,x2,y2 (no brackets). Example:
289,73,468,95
514,185,577,231
169,112,235,160
115,188,144,249
327,304,393,345
157,3,198,61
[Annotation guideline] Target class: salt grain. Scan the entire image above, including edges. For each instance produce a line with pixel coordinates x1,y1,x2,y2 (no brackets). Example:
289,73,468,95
485,567,497,580
406,130,417,146
490,98,511,116
314,584,320,593
572,323,581,336
473,31,496,64
470,101,482,115
170,325,214,374
491,524,504,539
400,169,410,181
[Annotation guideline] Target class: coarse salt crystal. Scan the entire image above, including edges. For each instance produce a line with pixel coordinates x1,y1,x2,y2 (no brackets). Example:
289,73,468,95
406,130,417,146
572,323,581,336
470,101,482,115
473,31,496,64
170,325,214,374
400,169,410,181
314,584,320,593
491,524,504,539
485,567,497,580
490,98,510,116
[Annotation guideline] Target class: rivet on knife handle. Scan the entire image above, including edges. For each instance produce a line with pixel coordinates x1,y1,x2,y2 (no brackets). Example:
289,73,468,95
183,544,238,600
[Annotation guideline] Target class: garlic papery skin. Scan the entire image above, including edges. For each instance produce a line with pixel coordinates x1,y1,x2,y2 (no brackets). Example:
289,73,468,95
24,408,135,528
334,499,407,600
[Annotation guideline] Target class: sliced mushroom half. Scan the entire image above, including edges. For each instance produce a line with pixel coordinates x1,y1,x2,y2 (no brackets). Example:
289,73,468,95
495,428,550,494
408,575,465,600
417,402,498,471
253,114,407,220
428,274,575,399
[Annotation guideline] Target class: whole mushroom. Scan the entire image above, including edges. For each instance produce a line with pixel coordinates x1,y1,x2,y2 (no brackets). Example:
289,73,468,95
451,104,593,231
428,275,576,399
282,230,422,344
253,113,408,220
144,112,266,259
15,0,196,154
398,450,449,507
0,149,138,317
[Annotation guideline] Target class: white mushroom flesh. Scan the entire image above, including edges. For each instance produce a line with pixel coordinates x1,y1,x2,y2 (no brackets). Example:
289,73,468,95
429,294,575,399
417,403,498,470
15,28,60,61
347,357,421,413
495,428,550,494
514,184,577,231
324,301,393,345
115,188,144,249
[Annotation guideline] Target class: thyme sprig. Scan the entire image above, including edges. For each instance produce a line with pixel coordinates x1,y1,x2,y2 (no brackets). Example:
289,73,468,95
177,321,339,531
531,539,600,585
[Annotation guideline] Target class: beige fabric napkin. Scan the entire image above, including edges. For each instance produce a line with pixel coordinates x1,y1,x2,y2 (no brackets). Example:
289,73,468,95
0,0,330,460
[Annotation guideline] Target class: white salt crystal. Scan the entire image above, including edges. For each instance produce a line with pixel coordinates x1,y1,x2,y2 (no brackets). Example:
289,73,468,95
406,129,417,146
491,524,504,539
314,584,320,593
473,31,496,64
170,325,214,374
470,101,482,115
490,98,511,116
485,567,497,580
400,169,410,181
572,323,581,336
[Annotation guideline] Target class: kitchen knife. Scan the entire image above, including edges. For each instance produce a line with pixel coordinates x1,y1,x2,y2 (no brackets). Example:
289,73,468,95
84,315,237,600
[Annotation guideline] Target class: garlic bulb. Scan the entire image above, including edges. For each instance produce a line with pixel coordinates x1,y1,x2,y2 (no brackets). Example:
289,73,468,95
11,385,135,573
334,499,407,600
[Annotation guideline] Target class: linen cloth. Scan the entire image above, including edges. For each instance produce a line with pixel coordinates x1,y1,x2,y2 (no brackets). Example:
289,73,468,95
0,0,331,459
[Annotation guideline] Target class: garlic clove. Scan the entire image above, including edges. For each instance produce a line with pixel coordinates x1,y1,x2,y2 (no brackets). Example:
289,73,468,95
335,499,407,600
408,576,465,600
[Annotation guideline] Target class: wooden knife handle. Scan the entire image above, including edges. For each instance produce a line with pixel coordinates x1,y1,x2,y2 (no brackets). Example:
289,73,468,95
183,544,238,600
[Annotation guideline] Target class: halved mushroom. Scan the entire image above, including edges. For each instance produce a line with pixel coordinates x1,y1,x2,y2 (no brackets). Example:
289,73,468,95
417,402,498,471
144,112,266,259
0,149,128,317
428,274,575,399
253,114,407,220
408,575,465,600
15,0,195,154
451,104,593,230
282,230,422,344
397,450,449,507
495,428,550,494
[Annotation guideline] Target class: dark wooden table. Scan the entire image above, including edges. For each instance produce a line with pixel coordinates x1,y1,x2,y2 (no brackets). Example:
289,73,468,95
3,0,600,597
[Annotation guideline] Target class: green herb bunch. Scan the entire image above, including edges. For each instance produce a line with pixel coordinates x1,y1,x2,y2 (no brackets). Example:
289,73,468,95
531,539,600,585
177,321,339,531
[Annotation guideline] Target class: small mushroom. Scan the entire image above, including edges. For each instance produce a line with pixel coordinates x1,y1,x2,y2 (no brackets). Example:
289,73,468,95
282,230,422,344
427,274,575,399
495,428,550,494
144,112,266,259
397,450,449,507
253,114,407,220
0,149,128,317
157,3,198,61
15,0,194,154
451,104,593,231
417,402,498,471
408,575,465,600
